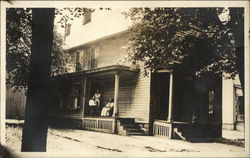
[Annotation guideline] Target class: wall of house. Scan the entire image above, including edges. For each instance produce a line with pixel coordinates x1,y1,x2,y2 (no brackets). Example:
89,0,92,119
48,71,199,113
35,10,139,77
101,73,151,124
67,32,151,124
68,32,130,72
96,33,129,67
222,75,244,140
222,78,235,130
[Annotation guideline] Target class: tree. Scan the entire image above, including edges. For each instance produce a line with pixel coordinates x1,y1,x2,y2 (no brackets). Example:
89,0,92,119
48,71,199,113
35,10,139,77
6,8,69,92
21,8,55,151
7,7,95,151
6,8,32,90
6,7,109,151
6,7,97,91
125,8,244,84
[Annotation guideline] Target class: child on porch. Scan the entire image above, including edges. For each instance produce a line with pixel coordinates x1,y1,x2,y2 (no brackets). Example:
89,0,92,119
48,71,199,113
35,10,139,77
101,98,114,117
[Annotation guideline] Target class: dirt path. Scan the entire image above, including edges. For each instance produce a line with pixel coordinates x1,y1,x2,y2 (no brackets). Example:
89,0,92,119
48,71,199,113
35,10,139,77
6,126,244,155
46,128,243,153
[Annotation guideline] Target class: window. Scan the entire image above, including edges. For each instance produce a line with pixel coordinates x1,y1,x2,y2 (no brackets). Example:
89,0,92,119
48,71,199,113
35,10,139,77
65,23,71,37
76,47,99,71
71,84,80,108
76,51,85,71
92,46,99,68
234,85,244,123
85,46,99,70
208,90,214,114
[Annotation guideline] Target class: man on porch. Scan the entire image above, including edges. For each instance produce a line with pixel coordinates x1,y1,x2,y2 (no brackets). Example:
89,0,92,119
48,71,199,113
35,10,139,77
89,96,97,116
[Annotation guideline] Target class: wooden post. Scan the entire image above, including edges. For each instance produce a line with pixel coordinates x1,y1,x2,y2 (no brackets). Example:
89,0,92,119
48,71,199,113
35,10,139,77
113,73,120,118
167,71,174,122
82,78,87,117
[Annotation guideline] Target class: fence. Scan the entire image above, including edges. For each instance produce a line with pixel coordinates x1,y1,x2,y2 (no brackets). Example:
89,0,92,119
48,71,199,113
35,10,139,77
6,87,26,119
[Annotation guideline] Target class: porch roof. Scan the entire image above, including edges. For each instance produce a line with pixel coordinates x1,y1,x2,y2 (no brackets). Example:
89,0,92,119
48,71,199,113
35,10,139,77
55,65,139,81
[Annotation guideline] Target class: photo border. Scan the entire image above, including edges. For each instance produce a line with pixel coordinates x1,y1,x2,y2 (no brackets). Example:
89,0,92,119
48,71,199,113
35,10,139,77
0,1,249,157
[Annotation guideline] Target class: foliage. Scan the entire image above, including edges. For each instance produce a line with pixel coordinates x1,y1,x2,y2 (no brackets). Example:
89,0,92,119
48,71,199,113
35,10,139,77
50,31,69,76
124,8,242,78
6,7,111,91
6,8,69,91
55,8,95,27
6,8,32,90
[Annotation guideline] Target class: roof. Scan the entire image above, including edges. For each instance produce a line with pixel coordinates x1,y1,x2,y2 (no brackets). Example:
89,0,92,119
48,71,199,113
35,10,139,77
65,9,132,50
53,65,139,81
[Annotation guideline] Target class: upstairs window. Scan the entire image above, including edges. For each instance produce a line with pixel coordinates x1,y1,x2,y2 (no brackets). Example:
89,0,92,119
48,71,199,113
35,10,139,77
92,46,99,68
75,46,99,71
65,23,71,37
84,46,99,70
76,51,84,71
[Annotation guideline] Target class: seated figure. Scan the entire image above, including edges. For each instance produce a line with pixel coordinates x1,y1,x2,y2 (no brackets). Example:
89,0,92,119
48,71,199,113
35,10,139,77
89,96,97,116
101,98,114,117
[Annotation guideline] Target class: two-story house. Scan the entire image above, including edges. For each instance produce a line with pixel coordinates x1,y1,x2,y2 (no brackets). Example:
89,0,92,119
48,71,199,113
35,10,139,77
50,8,245,141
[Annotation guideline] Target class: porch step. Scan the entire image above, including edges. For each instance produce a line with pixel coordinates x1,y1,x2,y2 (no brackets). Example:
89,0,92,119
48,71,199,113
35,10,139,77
118,118,146,136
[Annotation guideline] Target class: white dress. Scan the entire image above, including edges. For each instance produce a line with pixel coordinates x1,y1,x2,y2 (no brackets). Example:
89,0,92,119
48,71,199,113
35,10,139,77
101,102,114,116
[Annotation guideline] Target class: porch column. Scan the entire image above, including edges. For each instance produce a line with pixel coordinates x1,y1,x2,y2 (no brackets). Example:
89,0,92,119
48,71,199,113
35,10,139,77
113,73,120,118
167,71,174,122
82,77,87,117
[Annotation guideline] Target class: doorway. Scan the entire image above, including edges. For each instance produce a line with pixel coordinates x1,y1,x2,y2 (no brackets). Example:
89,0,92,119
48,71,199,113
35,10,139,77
151,72,170,120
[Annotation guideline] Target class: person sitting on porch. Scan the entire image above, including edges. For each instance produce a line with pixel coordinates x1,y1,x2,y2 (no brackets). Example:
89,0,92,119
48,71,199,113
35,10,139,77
101,98,114,117
89,96,97,116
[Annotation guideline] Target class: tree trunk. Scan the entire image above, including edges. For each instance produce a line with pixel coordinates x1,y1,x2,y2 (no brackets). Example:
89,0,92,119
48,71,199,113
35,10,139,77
21,8,55,152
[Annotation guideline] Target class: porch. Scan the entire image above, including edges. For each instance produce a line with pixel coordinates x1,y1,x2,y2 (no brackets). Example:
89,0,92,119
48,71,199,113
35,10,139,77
153,120,221,142
49,113,147,136
151,67,222,141
50,65,147,135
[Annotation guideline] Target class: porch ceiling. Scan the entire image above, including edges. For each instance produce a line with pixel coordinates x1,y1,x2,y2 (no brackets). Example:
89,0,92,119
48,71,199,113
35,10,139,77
86,65,138,79
58,65,139,81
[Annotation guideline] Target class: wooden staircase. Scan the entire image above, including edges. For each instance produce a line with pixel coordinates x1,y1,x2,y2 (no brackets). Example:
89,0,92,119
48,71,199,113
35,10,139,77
118,118,147,136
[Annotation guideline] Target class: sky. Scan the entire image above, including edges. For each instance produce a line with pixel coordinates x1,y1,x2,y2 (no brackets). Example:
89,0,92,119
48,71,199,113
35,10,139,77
54,8,128,36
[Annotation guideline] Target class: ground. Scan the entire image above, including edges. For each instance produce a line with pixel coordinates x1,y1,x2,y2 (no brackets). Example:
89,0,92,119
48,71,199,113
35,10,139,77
5,124,244,157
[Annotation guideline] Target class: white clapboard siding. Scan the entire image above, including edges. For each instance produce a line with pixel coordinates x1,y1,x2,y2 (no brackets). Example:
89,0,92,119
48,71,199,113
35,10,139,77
102,73,150,123
74,33,129,69
71,32,151,123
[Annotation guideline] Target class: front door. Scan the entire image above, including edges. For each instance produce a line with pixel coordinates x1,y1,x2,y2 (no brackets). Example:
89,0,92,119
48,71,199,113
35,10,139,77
173,70,195,122
151,72,170,120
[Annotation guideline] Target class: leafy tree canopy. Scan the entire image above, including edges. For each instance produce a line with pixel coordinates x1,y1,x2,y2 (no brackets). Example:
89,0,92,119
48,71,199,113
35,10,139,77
6,7,110,91
6,8,91,91
124,8,243,79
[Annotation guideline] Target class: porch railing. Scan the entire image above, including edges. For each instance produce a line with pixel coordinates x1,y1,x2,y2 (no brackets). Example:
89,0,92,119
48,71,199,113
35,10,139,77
83,117,115,133
153,120,172,138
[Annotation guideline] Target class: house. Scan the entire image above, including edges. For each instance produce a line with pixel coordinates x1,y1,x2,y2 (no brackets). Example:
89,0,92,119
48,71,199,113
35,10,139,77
222,75,244,140
49,9,245,141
